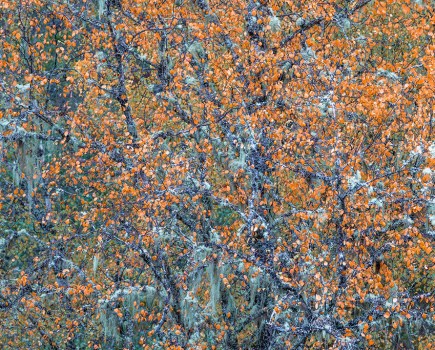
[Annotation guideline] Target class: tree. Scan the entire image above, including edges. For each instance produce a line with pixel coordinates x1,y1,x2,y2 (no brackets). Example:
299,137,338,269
1,0,435,348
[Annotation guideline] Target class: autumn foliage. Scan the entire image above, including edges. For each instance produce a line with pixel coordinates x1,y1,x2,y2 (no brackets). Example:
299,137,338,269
1,0,435,348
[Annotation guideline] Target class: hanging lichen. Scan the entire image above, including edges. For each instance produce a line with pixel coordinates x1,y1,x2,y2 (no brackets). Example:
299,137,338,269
181,292,200,329
99,289,138,344
15,132,43,211
207,261,220,314
98,286,163,344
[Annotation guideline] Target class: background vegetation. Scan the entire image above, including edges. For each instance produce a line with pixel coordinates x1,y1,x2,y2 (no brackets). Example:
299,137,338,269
1,0,435,348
